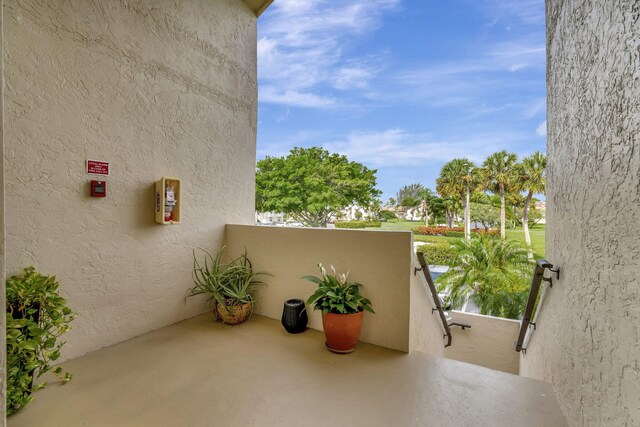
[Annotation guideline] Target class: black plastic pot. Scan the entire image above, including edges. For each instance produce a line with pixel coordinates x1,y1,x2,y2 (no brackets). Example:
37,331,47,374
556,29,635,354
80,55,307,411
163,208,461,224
281,299,308,334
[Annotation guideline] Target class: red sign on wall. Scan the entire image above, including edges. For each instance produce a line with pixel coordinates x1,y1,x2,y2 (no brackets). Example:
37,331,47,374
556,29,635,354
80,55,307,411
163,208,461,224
87,160,109,175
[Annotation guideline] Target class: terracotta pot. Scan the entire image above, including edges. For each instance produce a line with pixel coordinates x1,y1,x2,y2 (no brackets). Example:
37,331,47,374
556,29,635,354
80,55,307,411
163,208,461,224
215,302,252,325
322,311,364,354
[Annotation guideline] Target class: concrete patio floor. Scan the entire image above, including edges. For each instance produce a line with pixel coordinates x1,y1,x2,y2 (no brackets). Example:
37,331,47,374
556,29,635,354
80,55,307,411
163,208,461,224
9,314,566,427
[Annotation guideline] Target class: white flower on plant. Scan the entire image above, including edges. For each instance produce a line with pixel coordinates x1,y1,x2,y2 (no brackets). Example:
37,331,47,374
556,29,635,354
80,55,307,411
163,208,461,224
319,263,327,278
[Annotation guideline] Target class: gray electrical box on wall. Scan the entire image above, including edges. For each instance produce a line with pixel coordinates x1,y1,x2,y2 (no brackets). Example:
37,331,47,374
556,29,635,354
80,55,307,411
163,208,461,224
155,177,181,224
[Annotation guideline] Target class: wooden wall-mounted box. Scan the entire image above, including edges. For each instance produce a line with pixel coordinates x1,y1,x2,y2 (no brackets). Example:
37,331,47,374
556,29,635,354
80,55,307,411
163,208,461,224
155,177,181,224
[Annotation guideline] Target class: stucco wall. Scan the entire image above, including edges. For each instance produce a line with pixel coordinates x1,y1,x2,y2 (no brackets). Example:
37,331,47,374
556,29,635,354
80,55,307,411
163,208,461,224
520,1,640,425
0,2,5,423
444,311,520,374
3,0,258,360
409,259,446,357
225,225,416,352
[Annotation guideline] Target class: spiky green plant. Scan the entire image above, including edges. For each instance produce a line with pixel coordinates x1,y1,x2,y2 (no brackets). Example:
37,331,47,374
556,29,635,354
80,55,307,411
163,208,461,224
188,247,270,315
436,235,532,319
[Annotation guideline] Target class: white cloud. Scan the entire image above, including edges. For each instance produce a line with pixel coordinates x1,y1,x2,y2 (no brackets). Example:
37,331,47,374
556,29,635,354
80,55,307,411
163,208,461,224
276,108,290,123
258,0,399,108
334,66,374,90
523,98,546,119
323,129,518,167
535,120,547,137
260,86,336,108
490,0,545,25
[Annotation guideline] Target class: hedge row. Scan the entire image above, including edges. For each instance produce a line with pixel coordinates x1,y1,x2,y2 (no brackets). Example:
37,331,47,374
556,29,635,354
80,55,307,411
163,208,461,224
413,226,498,237
335,221,382,229
416,242,456,266
413,226,463,236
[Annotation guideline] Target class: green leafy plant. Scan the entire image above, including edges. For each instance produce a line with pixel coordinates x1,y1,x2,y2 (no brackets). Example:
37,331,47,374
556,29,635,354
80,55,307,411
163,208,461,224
256,147,381,227
378,210,398,221
416,242,457,265
6,267,75,416
188,247,269,315
304,264,374,314
435,235,532,319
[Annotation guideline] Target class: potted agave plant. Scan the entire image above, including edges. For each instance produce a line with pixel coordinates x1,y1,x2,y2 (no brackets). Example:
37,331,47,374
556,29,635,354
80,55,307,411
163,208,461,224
304,264,374,353
188,247,269,325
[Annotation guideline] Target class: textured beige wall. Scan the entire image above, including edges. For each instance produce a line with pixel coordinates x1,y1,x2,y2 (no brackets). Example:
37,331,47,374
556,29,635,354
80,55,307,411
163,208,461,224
0,1,6,423
520,1,640,425
409,258,446,357
4,0,258,361
444,311,520,374
225,225,415,352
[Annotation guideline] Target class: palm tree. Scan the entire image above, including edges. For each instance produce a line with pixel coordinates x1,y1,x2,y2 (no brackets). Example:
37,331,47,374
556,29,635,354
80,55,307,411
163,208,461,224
482,151,519,240
516,151,547,259
420,187,435,226
436,159,482,240
440,196,461,228
435,235,532,319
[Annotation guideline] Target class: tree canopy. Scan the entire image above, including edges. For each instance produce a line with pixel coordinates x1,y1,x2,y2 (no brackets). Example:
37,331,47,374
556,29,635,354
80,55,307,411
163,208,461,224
436,158,483,239
396,183,425,207
470,202,500,230
255,147,381,227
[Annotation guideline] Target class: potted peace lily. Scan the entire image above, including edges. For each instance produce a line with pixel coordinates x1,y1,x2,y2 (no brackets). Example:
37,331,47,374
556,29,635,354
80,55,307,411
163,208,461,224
188,247,270,325
304,264,374,353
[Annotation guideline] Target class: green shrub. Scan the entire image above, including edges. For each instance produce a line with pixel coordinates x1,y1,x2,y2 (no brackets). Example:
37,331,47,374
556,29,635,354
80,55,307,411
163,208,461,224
6,267,75,415
473,228,499,236
416,242,456,265
378,210,398,221
335,221,381,229
444,231,465,238
413,226,464,236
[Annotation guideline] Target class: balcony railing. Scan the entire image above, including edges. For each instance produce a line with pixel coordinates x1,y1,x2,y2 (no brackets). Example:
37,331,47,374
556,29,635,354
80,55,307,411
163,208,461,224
515,259,559,353
416,252,452,347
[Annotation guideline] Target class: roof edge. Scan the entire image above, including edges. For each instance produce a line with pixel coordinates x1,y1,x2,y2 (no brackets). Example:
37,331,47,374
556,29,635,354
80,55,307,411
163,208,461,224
244,0,274,18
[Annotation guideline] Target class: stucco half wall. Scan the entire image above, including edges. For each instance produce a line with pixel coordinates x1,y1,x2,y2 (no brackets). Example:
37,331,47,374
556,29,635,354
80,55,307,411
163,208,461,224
409,259,446,357
4,0,258,361
226,224,448,355
520,1,640,425
444,311,520,374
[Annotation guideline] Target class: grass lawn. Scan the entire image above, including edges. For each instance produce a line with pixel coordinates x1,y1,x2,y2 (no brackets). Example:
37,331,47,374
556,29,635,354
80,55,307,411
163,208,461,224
366,221,546,259
505,225,546,259
368,220,425,231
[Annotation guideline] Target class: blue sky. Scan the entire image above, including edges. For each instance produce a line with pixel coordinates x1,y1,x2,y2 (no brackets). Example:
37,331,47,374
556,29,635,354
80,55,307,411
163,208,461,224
256,0,546,201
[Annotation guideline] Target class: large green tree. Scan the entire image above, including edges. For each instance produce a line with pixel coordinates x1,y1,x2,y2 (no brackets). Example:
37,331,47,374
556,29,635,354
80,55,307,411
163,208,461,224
436,235,532,319
256,147,381,227
516,151,547,258
436,159,482,240
482,150,519,240
396,183,435,225
396,183,425,206
470,202,500,230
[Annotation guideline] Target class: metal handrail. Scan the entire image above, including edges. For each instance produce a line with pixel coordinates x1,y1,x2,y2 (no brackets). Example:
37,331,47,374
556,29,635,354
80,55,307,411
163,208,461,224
416,252,452,347
515,259,557,352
